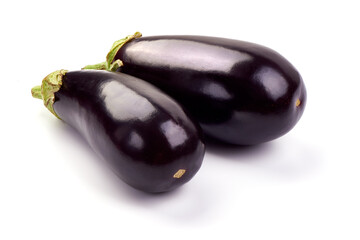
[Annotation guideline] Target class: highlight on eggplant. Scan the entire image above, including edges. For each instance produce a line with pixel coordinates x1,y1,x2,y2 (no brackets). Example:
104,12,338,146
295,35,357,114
84,32,306,145
31,70,205,193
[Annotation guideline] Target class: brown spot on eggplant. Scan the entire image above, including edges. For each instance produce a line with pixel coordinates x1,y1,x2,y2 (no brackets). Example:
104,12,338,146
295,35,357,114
52,70,205,193
173,169,186,178
115,35,307,145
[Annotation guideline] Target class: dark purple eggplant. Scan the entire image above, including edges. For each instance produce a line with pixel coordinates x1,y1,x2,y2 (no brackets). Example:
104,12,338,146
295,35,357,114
31,70,204,193
84,32,306,145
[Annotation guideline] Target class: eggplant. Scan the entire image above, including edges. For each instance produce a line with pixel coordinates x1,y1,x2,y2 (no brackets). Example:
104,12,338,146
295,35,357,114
31,70,204,193
84,32,306,145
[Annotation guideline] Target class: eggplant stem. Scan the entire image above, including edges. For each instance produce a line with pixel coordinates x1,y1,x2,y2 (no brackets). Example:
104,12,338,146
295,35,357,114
31,86,42,99
82,61,107,70
82,32,142,71
108,59,124,71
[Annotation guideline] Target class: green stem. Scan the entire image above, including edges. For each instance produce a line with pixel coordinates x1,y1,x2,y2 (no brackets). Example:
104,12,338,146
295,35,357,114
82,61,107,70
31,86,42,99
83,31,142,71
31,69,68,119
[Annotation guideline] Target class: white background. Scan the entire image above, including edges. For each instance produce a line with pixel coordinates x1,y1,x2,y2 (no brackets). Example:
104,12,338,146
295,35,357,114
1,0,359,239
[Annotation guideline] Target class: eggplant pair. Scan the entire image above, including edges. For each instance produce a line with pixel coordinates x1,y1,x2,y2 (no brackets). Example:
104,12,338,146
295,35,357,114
32,32,306,193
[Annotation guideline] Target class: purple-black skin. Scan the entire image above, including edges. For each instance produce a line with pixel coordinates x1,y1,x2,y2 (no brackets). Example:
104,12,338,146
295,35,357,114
53,70,204,193
115,35,307,145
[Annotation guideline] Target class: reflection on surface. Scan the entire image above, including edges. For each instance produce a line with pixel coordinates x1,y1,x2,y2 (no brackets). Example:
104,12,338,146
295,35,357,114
128,131,144,150
101,81,156,121
254,66,288,101
160,120,188,148
201,82,232,100
125,39,252,73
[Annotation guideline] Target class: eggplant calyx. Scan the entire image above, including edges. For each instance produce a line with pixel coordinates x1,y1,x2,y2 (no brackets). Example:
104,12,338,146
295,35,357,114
106,32,142,68
82,31,142,71
31,69,68,119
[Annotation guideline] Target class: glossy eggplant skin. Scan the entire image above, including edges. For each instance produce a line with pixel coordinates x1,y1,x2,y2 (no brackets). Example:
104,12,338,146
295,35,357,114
115,35,307,145
53,70,204,192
